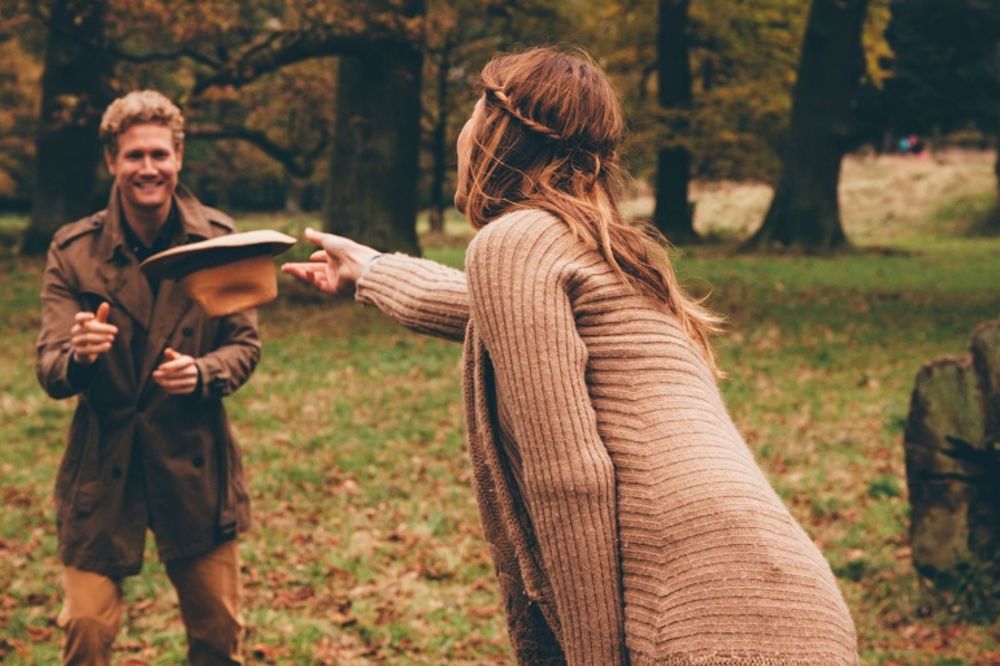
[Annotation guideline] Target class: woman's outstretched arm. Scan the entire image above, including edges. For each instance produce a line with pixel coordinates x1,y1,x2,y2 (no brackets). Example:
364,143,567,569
283,228,469,342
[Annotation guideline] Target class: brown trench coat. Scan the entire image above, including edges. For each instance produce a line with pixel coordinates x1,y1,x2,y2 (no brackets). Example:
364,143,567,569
36,185,259,579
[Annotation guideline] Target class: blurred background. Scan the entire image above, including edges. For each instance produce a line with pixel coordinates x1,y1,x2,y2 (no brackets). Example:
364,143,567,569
1,1,999,664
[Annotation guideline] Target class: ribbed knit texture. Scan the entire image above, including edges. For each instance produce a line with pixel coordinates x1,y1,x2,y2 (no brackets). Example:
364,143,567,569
357,209,859,665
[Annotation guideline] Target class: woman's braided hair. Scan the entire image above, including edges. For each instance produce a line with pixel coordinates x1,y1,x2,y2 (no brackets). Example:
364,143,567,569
462,47,723,375
484,85,565,142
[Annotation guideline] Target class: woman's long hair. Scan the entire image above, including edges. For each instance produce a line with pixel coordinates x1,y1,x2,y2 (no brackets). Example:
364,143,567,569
462,46,724,375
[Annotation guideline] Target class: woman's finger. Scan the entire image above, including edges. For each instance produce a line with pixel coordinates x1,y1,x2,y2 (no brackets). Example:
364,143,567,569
304,227,327,247
281,263,317,283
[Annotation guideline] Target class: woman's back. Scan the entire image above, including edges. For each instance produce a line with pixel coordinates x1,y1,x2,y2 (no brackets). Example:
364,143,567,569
470,209,858,664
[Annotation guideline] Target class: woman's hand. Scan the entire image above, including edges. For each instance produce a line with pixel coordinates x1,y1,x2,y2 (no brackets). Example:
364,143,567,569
281,228,381,296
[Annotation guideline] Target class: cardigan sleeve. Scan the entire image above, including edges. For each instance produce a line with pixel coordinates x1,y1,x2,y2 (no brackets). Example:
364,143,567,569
465,211,626,665
355,253,469,342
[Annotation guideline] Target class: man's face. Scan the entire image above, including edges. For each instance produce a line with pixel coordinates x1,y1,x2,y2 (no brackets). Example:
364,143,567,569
106,122,182,214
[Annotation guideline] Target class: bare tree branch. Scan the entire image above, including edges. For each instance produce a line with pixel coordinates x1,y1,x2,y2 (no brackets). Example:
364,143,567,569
193,26,406,94
0,14,31,38
186,123,328,179
109,45,221,69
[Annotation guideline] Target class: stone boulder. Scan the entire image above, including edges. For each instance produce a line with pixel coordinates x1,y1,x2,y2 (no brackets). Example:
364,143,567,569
904,319,1000,592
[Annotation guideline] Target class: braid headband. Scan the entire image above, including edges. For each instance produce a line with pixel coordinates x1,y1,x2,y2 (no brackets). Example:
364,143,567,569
485,86,565,142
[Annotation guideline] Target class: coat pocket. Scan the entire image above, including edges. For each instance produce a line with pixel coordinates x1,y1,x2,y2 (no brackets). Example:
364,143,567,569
72,480,101,516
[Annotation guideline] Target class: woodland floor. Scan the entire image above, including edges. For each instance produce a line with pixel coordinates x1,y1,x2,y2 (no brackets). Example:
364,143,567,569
1,150,999,664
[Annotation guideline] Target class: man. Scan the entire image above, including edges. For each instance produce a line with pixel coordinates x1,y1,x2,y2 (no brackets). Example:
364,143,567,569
36,90,259,665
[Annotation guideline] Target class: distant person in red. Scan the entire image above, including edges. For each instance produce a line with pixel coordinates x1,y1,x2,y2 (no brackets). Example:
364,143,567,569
36,90,259,665
900,134,926,157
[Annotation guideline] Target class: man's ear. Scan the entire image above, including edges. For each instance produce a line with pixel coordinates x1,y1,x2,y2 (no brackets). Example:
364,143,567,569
176,144,184,171
104,149,116,176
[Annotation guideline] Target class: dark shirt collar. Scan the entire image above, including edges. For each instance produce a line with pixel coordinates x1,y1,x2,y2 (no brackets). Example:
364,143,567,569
122,205,180,263
100,183,215,263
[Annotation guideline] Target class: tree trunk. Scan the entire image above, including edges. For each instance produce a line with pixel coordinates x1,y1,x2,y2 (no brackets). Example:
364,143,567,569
986,143,1000,232
427,41,452,235
323,2,424,255
21,0,112,255
744,0,870,252
652,0,697,244
284,174,305,213
993,145,999,224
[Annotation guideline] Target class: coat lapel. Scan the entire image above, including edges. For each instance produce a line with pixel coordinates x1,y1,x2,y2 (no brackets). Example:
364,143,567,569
96,189,154,332
136,278,195,396
135,185,213,396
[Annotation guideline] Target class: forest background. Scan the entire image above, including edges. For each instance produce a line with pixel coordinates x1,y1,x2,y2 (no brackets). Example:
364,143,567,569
1,0,999,664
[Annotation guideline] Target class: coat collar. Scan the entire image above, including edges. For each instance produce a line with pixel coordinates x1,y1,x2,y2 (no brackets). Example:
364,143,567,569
95,183,209,337
98,183,214,264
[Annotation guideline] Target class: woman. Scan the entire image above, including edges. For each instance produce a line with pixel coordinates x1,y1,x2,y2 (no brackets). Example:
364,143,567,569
284,47,858,665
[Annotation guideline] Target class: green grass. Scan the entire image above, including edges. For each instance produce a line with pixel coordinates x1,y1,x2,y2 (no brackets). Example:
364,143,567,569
3,166,1000,662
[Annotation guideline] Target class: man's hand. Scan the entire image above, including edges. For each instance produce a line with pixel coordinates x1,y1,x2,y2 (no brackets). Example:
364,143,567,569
71,302,117,365
280,227,381,296
153,347,200,395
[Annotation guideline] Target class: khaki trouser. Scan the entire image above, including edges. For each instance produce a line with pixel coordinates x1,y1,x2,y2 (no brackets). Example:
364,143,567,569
58,540,243,666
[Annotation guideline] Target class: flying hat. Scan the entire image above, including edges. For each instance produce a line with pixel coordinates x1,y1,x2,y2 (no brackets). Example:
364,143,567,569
140,229,297,317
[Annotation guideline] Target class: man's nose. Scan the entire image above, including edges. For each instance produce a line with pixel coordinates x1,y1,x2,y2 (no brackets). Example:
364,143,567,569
139,156,157,174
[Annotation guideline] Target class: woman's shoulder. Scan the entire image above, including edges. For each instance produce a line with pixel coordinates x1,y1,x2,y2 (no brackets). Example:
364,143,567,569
467,207,582,270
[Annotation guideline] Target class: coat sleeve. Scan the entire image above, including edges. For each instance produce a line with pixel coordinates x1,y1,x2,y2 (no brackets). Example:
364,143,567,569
465,212,626,665
354,253,469,342
193,308,261,400
36,242,95,399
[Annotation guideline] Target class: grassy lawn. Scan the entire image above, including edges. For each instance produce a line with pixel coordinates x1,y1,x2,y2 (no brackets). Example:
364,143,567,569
1,153,999,664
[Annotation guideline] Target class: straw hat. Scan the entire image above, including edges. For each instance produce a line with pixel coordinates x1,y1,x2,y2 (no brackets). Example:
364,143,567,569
141,230,297,316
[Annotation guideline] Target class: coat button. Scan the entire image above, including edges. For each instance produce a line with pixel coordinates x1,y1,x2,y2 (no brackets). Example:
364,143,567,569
182,326,194,337
112,467,122,479
193,456,205,468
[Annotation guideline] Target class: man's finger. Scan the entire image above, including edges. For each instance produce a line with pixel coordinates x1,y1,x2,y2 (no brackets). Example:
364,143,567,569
156,357,194,373
155,374,197,389
76,341,112,352
95,302,111,323
83,322,118,335
75,343,112,358
74,332,115,345
74,312,96,323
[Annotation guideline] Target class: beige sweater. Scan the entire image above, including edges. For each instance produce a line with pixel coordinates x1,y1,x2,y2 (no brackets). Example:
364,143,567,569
356,209,858,665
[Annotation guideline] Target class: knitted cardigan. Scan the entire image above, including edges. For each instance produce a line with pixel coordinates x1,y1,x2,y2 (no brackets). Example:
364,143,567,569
355,209,859,665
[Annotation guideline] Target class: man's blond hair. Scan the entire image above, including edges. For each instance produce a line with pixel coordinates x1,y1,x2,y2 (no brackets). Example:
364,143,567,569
99,90,184,155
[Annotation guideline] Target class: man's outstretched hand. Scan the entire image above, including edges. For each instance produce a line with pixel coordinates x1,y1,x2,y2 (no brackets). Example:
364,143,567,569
281,228,381,296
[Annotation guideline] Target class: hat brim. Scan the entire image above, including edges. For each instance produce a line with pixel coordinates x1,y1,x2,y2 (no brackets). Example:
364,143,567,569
140,229,297,281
